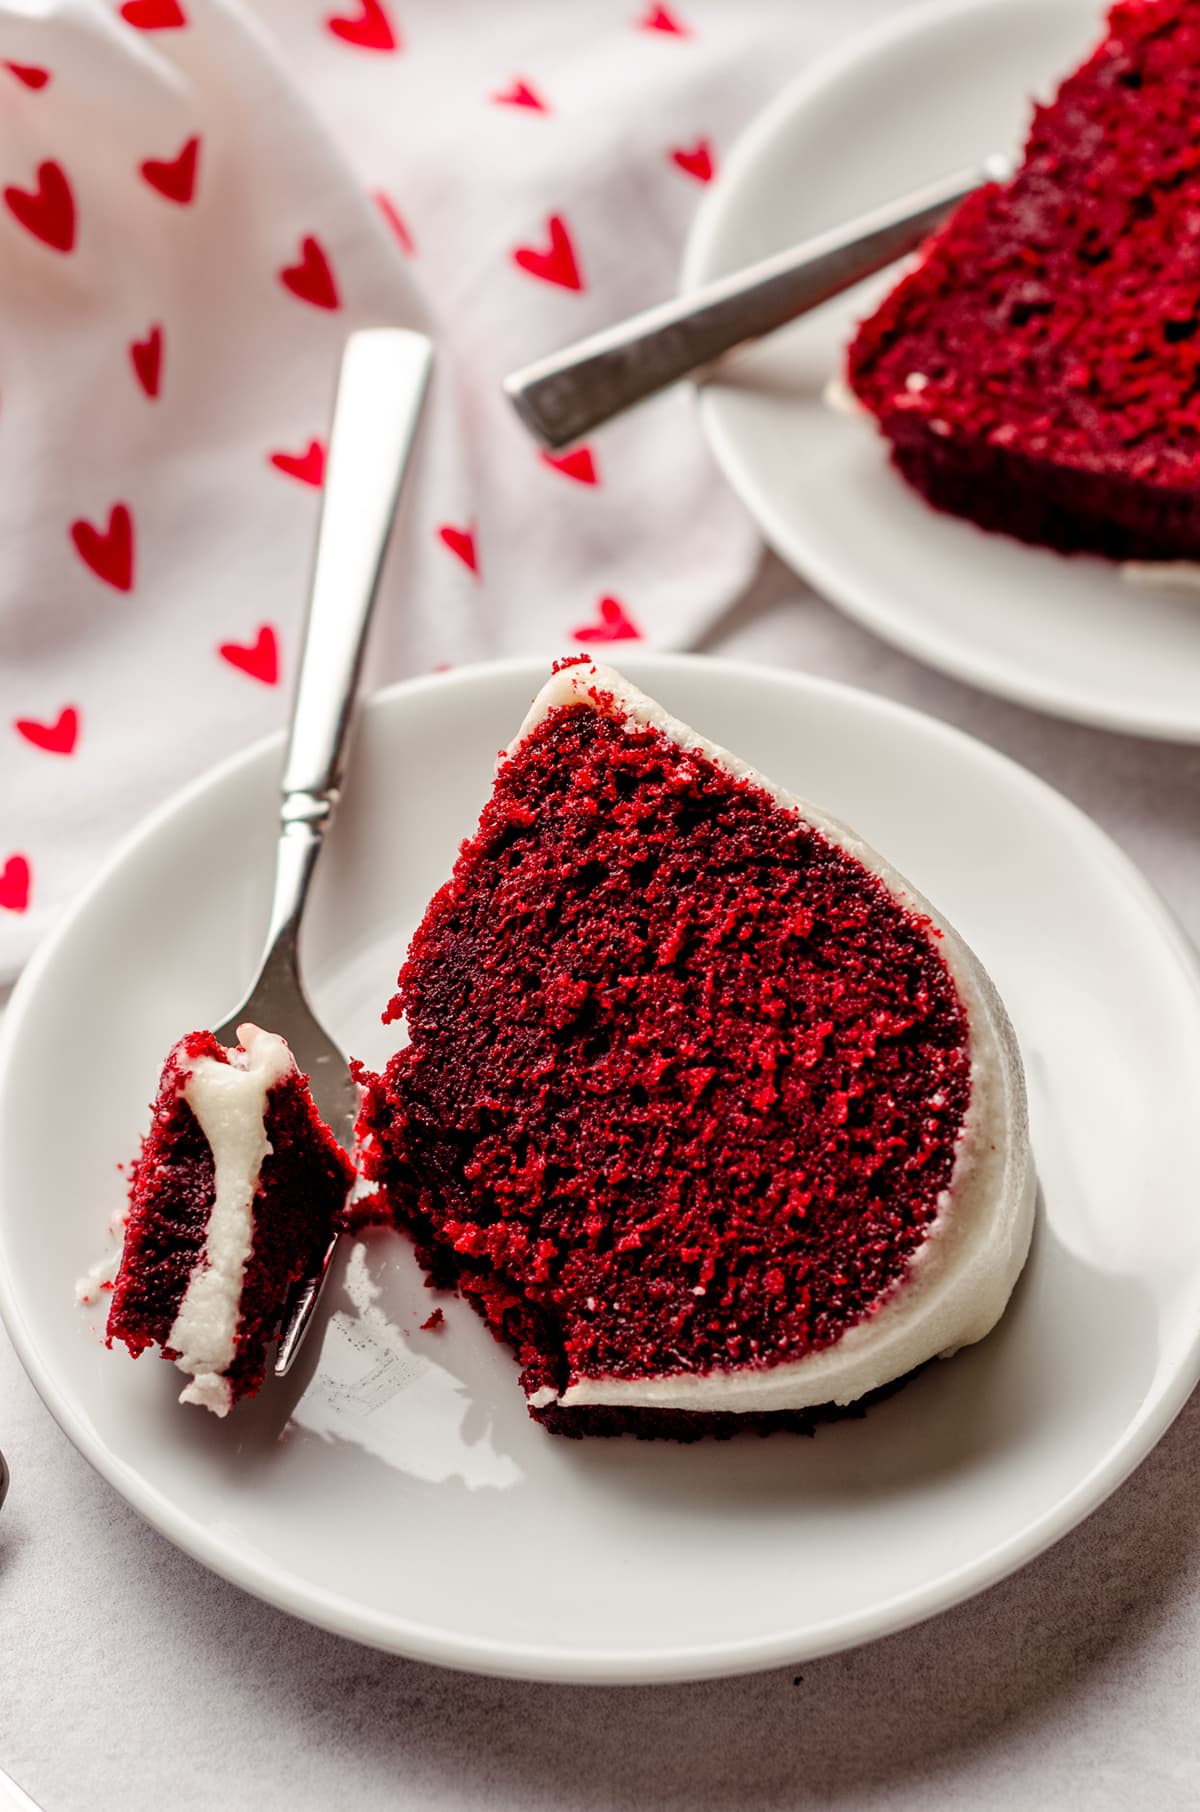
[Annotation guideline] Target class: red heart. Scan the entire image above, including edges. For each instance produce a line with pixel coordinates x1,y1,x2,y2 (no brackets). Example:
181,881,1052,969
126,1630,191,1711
269,439,325,487
70,504,134,592
130,324,163,398
326,0,397,51
139,135,199,205
492,78,548,113
4,160,74,253
120,0,187,26
279,236,340,311
0,855,30,914
373,192,414,254
571,595,642,643
671,139,714,183
5,61,51,89
512,215,583,292
437,524,479,575
540,445,599,486
638,4,688,34
14,706,79,756
219,625,279,686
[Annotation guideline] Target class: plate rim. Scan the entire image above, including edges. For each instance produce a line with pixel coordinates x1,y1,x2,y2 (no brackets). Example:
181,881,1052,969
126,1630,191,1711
679,0,1200,744
4,651,1200,1684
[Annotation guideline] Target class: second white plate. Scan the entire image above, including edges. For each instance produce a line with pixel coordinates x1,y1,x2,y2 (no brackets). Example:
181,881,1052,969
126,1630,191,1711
4,657,1200,1681
684,0,1200,740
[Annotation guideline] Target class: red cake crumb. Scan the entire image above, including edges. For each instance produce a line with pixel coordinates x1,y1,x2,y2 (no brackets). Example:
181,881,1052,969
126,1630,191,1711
357,695,971,1437
107,1029,354,1411
340,1193,392,1233
848,0,1200,558
420,1308,446,1332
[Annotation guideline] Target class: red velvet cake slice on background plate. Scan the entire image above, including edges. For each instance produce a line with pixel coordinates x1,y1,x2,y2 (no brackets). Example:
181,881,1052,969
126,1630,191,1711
104,1023,354,1415
847,0,1200,559
357,659,1035,1439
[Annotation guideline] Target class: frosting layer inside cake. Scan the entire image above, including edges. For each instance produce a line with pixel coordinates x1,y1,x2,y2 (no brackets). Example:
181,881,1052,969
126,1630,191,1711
167,1024,295,1413
107,1022,354,1415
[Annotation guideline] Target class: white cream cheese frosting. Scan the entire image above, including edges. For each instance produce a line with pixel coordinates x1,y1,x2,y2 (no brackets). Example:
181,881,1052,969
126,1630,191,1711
166,1023,294,1415
509,661,1036,1415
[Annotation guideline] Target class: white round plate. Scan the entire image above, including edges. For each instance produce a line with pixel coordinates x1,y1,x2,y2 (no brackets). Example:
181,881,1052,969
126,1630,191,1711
684,0,1200,741
3,656,1200,1683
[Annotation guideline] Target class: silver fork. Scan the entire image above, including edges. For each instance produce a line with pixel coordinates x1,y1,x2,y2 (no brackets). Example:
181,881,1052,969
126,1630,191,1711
211,327,433,1379
503,156,1010,449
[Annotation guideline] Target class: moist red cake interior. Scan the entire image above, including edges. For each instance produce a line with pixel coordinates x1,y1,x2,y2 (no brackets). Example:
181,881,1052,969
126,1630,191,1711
847,0,1200,558
357,688,971,1429
108,1031,355,1407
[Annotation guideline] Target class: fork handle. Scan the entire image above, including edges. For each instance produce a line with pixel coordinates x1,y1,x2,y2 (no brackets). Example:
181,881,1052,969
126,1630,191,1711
260,329,433,966
503,157,1009,450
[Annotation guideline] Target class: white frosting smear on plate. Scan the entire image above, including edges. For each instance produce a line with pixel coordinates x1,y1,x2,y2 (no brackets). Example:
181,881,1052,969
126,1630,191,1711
74,1201,129,1307
167,1023,294,1415
822,373,868,418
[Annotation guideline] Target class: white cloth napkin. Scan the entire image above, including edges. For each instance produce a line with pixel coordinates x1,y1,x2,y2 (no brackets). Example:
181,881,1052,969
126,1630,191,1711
0,0,895,979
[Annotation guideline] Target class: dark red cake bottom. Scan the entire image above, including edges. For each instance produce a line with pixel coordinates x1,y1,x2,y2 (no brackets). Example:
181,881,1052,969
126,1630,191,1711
884,419,1200,560
535,1381,916,1442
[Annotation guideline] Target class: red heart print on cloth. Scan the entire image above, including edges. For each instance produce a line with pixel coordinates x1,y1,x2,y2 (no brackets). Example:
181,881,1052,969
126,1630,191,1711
4,161,75,252
279,236,340,310
638,5,689,35
5,62,50,89
512,215,583,291
269,440,325,486
374,192,414,253
70,505,134,592
671,139,714,183
540,446,599,486
437,524,479,575
119,0,187,26
130,324,163,398
219,625,279,685
0,856,31,915
492,78,548,112
14,707,79,756
139,135,200,205
326,0,397,52
0,0,767,987
571,595,642,642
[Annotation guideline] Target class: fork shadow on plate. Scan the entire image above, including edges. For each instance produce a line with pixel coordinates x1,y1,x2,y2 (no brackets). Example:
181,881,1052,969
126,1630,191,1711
702,327,838,409
146,1239,365,1474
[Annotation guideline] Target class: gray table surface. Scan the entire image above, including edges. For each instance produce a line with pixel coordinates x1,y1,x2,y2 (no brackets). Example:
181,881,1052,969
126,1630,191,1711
4,556,1200,1812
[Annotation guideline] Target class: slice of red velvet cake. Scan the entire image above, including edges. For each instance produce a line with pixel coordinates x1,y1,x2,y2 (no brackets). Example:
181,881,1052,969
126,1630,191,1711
847,0,1200,559
357,660,1034,1439
107,1023,354,1415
